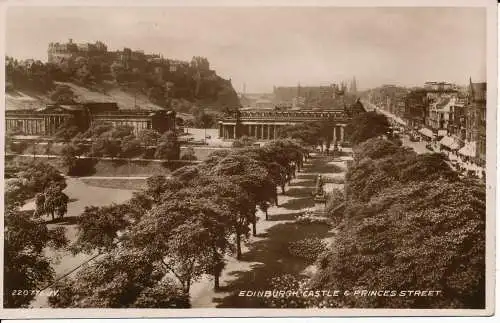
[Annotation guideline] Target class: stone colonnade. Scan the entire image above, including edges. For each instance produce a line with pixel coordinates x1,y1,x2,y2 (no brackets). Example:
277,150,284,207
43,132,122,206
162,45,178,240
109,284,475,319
218,122,347,142
5,115,69,136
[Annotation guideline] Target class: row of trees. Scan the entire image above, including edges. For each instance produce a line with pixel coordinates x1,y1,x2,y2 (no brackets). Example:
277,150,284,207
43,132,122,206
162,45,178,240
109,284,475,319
58,123,183,174
275,111,391,153
310,134,485,308
46,138,308,307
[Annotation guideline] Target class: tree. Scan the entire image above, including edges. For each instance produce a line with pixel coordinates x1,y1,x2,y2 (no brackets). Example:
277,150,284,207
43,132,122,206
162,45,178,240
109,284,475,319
312,180,485,309
50,84,77,104
183,176,252,285
259,200,271,221
207,154,274,240
90,137,121,158
138,129,160,147
17,161,66,197
311,137,485,309
181,147,198,160
154,131,180,160
120,135,143,158
71,204,135,254
345,111,390,145
48,249,190,308
4,205,67,308
53,117,81,142
180,147,197,160
144,175,169,203
232,135,256,148
82,121,113,139
130,197,225,294
34,184,69,221
60,143,80,174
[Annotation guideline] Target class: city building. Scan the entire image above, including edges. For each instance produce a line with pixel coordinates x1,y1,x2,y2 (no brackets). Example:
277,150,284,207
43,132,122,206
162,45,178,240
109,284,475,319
447,95,468,141
403,89,427,129
48,39,108,64
218,99,366,142
464,80,487,166
5,102,176,137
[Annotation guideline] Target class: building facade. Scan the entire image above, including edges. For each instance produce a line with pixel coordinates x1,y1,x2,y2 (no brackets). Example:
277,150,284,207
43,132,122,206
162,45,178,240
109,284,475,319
218,100,365,142
6,102,176,137
466,81,487,166
48,39,108,64
403,89,427,129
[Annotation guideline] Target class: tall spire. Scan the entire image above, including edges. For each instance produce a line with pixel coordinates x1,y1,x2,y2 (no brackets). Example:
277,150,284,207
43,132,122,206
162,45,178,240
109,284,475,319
469,76,474,99
350,76,357,94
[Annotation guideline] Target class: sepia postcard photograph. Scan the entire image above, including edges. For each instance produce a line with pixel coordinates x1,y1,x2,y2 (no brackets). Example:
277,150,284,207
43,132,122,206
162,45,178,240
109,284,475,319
0,0,497,319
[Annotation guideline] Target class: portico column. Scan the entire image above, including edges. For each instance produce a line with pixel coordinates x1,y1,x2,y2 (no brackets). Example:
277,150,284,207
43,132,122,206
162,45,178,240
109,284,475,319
231,125,235,139
333,126,337,143
261,124,264,140
340,126,345,142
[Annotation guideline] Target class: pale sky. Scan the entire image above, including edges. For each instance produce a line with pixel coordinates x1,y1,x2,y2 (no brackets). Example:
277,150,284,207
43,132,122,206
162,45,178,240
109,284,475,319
5,6,487,93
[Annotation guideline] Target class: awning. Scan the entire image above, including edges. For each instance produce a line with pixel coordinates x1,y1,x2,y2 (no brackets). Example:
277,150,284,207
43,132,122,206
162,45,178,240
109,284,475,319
458,141,476,157
437,130,448,137
439,136,460,150
418,128,435,138
395,117,407,126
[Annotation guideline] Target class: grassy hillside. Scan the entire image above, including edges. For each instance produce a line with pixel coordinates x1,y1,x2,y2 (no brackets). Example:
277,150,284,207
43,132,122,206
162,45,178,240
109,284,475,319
6,55,241,114
6,81,194,120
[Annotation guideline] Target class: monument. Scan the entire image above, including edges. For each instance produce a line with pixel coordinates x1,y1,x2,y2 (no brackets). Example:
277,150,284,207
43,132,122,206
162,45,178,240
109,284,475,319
313,174,327,214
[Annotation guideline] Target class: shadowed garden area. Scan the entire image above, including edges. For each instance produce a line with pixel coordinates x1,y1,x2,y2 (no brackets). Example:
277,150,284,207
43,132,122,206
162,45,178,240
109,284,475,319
213,222,334,308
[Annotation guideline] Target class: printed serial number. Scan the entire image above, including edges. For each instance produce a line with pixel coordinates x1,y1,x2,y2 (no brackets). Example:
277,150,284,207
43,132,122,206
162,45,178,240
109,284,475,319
11,289,59,296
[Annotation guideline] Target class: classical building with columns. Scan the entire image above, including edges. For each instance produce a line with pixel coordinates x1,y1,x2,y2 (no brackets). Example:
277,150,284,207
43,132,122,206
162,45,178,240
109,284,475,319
218,99,365,142
5,102,176,137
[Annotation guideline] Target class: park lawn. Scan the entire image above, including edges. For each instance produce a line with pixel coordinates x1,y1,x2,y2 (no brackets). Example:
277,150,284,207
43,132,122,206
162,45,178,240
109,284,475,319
80,178,147,190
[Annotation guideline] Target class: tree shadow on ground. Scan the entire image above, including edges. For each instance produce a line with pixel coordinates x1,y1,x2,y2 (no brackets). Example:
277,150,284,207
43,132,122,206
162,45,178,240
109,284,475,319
288,179,316,187
279,197,314,210
267,211,304,221
306,162,344,174
212,222,333,308
296,173,321,180
285,187,314,197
